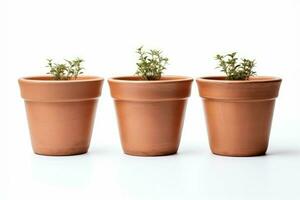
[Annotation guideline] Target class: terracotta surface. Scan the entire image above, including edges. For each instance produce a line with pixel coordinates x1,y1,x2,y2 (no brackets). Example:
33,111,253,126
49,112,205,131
19,76,104,156
108,76,193,156
197,76,282,156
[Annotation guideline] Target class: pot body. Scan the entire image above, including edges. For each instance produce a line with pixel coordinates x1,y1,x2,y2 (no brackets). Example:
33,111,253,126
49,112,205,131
197,76,282,156
19,76,103,156
109,76,193,156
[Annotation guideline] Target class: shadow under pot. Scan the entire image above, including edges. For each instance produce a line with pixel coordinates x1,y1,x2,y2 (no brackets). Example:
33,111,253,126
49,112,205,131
196,76,282,157
108,76,193,156
19,76,104,156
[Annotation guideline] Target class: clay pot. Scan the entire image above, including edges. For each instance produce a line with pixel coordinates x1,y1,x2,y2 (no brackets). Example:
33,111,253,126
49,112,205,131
19,76,104,156
108,76,193,156
196,76,282,156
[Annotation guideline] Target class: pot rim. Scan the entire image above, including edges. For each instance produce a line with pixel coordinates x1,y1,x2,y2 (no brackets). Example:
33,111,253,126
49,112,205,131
196,76,282,84
19,75,104,84
108,75,193,84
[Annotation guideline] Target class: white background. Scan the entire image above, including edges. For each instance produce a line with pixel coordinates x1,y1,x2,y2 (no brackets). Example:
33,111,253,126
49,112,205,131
2,0,300,199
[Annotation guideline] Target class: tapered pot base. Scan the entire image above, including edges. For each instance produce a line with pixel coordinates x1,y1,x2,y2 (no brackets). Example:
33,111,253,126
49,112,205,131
33,147,88,156
123,150,177,157
211,150,266,157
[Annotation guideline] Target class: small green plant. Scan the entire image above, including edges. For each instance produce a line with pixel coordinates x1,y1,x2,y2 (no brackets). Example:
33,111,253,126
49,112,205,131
215,52,256,80
135,46,169,80
46,58,84,80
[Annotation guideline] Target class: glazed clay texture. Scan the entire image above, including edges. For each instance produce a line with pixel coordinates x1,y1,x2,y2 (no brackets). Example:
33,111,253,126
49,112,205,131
109,76,193,156
197,76,281,156
19,76,103,156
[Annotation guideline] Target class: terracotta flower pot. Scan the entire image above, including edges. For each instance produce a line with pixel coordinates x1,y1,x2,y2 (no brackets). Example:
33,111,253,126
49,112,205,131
19,76,104,156
108,76,193,156
196,76,282,156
